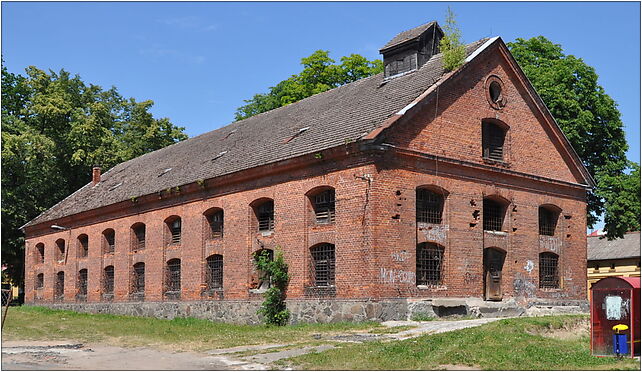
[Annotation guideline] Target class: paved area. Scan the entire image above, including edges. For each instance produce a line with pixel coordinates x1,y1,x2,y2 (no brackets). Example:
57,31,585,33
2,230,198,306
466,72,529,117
2,317,504,370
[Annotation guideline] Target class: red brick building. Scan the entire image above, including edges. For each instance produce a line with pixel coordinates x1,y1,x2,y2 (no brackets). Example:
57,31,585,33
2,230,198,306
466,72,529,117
22,22,593,322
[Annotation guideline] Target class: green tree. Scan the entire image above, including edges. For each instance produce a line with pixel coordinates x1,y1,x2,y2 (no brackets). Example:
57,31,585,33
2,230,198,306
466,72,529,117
508,37,637,239
254,249,290,326
235,50,382,120
1,64,188,286
598,161,641,238
440,7,466,72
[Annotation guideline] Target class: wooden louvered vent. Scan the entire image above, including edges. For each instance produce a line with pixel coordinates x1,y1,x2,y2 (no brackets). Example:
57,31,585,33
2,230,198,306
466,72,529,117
482,121,506,161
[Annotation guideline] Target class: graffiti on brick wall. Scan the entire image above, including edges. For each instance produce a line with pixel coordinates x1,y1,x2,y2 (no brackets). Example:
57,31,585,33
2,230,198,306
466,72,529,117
539,235,562,253
513,274,536,297
523,260,534,273
391,250,409,262
464,272,478,284
419,224,449,243
380,267,416,284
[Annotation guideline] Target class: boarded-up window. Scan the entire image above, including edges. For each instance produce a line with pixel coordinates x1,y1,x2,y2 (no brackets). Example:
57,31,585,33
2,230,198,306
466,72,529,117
482,121,506,161
205,255,223,290
256,201,275,232
483,198,505,232
165,259,181,299
35,243,45,264
311,244,335,287
103,266,114,297
416,188,444,224
312,189,336,223
539,252,560,289
77,269,88,301
416,243,444,286
205,209,224,239
35,273,44,289
54,271,65,301
77,234,89,258
132,223,146,251
131,262,145,298
103,229,115,254
539,206,559,236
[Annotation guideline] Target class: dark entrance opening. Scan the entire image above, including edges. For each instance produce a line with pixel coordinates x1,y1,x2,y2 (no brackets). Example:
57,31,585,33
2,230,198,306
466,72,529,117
483,247,506,301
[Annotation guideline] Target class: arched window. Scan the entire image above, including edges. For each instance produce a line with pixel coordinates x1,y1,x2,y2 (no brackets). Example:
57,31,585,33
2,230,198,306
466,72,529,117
311,244,335,287
416,188,445,224
483,197,507,232
205,255,223,291
253,199,274,232
204,208,224,239
35,273,44,290
131,263,145,299
165,216,182,245
165,259,181,299
103,266,115,299
131,223,146,251
55,239,66,262
77,234,89,258
35,243,45,264
102,229,115,254
482,120,508,161
309,188,336,224
539,205,560,236
54,271,65,301
416,243,444,286
539,252,560,289
77,269,88,301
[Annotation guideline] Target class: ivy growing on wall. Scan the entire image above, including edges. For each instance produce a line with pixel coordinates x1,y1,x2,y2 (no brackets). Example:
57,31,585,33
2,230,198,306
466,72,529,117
254,248,290,326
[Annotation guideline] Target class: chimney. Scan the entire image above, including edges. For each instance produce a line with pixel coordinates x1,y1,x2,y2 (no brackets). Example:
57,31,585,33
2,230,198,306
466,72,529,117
92,166,101,185
379,21,444,79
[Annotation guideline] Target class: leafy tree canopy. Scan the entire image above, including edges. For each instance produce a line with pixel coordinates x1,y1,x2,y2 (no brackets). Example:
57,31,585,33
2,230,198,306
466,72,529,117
508,37,638,239
235,50,382,120
1,63,188,285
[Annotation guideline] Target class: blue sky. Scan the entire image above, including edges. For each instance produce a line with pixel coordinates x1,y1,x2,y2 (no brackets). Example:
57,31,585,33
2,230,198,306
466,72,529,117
2,2,640,165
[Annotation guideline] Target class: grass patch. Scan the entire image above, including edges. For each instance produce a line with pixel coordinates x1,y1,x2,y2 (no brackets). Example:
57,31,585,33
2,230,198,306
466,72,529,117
2,306,384,352
286,315,640,370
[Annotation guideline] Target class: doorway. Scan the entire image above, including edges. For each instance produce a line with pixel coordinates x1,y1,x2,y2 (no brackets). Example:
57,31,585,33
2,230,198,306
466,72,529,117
483,247,506,301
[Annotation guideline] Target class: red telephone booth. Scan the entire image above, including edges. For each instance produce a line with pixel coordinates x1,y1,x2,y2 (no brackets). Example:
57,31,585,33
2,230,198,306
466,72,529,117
590,277,640,357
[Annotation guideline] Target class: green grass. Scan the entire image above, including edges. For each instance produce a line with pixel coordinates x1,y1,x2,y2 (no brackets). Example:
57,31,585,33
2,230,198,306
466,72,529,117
2,306,385,352
285,315,640,370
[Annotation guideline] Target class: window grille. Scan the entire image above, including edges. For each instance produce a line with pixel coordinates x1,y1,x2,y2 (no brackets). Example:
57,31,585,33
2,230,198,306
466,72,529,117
539,207,558,236
539,253,559,289
77,269,88,301
103,266,114,295
483,199,505,232
131,263,145,298
313,190,336,223
311,244,335,287
257,201,274,232
56,240,65,261
133,224,146,251
36,243,45,264
35,273,44,289
78,235,89,258
416,243,444,286
482,121,506,161
54,271,65,301
205,255,223,290
416,189,444,224
169,219,181,245
207,210,224,239
165,259,181,298
103,229,115,254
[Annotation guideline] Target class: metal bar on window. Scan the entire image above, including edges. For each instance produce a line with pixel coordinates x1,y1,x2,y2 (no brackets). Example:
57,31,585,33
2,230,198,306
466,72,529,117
416,243,444,286
311,244,335,287
416,189,443,224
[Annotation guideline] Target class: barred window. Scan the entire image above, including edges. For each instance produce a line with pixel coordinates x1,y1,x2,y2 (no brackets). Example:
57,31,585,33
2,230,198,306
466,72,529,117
165,259,181,298
103,229,115,254
539,252,560,289
103,266,114,296
483,198,506,232
132,223,146,251
35,243,45,264
166,217,182,245
539,206,559,236
77,234,89,258
256,200,275,232
416,188,444,224
54,271,65,300
312,189,336,224
131,262,145,296
311,244,335,287
35,273,44,289
205,255,223,290
56,239,66,261
482,121,506,161
416,243,444,286
77,269,88,301
205,209,224,239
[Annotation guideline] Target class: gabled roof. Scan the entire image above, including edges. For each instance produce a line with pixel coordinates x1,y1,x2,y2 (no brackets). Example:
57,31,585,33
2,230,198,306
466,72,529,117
380,21,439,52
23,39,488,229
587,232,641,261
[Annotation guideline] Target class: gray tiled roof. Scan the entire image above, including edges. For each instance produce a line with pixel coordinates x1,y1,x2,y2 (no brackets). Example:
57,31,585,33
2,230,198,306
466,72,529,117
24,39,488,228
587,232,641,260
380,21,437,51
